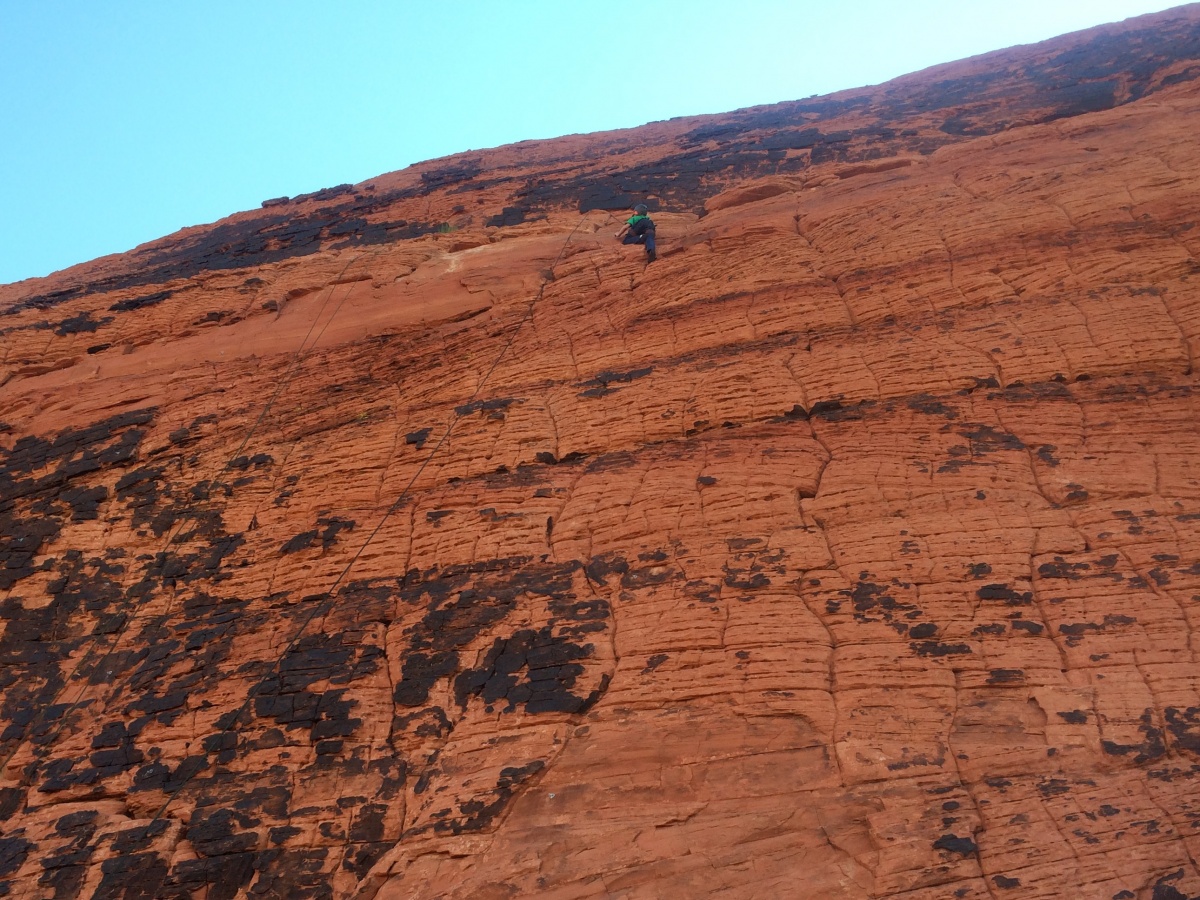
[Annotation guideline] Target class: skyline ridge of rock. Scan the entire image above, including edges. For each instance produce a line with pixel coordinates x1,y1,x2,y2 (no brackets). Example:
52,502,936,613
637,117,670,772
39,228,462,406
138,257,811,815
3,5,1200,898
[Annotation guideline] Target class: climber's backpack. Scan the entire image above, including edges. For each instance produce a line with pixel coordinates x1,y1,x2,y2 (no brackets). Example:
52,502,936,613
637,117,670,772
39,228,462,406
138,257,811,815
629,215,655,237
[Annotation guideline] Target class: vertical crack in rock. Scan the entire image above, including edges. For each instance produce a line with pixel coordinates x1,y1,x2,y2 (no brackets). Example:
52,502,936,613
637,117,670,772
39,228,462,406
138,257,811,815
6,8,1200,897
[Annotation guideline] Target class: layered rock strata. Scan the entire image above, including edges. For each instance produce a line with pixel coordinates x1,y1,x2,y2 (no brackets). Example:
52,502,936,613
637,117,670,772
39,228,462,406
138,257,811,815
3,6,1200,898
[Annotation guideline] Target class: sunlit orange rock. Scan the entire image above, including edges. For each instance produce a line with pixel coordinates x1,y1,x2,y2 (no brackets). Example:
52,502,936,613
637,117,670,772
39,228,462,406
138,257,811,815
3,7,1200,898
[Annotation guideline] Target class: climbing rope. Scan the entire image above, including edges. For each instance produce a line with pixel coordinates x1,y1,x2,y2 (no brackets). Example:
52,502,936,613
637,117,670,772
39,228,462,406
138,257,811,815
16,211,602,893
141,210,600,825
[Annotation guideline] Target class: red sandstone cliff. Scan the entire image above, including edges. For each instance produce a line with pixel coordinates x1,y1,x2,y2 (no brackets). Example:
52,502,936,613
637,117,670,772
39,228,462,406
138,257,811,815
4,7,1200,898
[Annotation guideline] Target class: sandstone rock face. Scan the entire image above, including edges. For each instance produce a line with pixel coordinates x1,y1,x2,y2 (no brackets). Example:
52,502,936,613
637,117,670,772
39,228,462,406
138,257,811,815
4,8,1200,899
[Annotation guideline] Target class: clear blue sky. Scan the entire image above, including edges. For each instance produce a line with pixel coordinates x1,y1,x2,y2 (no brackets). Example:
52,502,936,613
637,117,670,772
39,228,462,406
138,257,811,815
0,0,1185,285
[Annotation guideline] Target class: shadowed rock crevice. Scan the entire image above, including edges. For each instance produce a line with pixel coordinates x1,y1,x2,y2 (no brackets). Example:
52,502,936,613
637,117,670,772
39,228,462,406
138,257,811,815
5,7,1200,899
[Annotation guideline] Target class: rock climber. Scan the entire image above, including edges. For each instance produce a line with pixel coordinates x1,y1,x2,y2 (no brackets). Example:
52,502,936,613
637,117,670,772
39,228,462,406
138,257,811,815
616,203,657,262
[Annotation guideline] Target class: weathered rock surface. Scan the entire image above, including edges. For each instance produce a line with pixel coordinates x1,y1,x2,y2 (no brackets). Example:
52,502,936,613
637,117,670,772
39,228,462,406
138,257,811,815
4,7,1200,898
